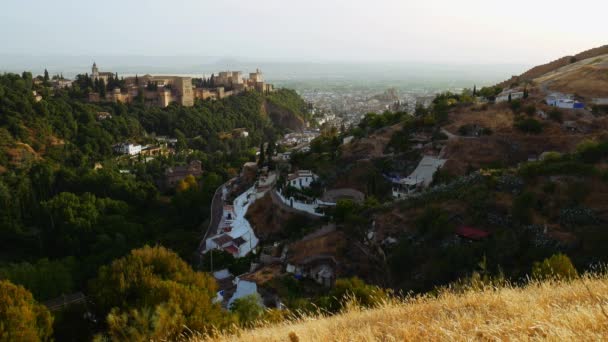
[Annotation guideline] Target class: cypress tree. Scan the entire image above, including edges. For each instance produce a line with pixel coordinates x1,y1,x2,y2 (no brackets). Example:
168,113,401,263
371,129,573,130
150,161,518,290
99,79,106,97
258,142,265,166
508,93,512,102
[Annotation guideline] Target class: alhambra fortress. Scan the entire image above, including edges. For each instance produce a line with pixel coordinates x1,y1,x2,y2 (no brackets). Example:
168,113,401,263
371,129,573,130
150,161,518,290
88,63,274,107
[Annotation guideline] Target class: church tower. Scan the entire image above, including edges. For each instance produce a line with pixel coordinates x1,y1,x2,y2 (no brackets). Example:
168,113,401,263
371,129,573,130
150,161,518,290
92,62,99,79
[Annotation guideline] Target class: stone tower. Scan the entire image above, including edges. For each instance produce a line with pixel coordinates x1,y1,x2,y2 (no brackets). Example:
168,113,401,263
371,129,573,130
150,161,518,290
92,62,99,79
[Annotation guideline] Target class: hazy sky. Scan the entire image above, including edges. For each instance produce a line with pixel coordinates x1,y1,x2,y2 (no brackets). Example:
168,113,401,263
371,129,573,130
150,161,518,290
1,0,606,65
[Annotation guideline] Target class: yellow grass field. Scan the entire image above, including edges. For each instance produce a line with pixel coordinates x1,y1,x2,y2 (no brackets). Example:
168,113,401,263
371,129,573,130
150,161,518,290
200,276,608,341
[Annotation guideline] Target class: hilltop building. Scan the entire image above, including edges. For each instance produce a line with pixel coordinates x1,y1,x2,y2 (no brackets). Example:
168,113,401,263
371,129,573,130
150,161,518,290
287,170,318,190
84,63,274,108
495,90,524,103
91,62,114,83
546,93,584,109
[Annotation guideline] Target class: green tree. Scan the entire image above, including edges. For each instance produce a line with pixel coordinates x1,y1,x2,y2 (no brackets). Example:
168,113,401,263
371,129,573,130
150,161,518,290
322,277,389,313
174,128,187,151
230,294,265,327
91,246,230,340
0,280,53,341
515,118,542,134
416,206,452,238
258,142,265,166
0,258,75,300
99,79,106,97
532,253,578,280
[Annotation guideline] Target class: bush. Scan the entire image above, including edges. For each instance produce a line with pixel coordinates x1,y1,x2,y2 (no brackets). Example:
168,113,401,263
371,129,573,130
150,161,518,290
524,105,536,116
532,253,577,280
548,109,563,123
512,191,535,224
230,294,265,327
576,139,608,163
515,118,542,134
416,206,452,238
510,99,522,113
322,277,390,313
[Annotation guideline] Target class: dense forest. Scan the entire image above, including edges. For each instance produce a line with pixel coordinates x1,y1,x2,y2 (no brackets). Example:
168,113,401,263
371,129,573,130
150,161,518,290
0,72,308,340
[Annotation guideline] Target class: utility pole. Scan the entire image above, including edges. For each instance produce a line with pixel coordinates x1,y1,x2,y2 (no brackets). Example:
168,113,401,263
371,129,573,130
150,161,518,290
210,249,213,272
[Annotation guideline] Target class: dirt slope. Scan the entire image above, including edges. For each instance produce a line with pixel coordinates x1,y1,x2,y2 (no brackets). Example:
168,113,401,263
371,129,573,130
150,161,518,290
498,44,608,88
534,54,608,98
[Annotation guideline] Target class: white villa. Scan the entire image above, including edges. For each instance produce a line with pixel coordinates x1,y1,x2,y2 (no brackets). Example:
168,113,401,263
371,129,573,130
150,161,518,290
287,170,318,190
546,93,585,109
391,156,447,199
114,143,142,155
495,90,524,103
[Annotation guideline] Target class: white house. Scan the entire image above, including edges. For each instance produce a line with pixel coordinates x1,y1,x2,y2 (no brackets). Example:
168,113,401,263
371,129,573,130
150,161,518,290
495,91,524,103
391,156,446,199
342,135,354,145
546,93,584,109
227,279,262,308
287,170,318,190
592,98,608,106
204,186,259,258
114,143,142,155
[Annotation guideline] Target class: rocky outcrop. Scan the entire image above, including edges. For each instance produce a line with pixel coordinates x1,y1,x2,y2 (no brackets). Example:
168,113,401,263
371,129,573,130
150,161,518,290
262,100,305,131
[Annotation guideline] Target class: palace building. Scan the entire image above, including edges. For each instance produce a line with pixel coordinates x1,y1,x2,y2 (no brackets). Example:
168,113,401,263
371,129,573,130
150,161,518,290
85,63,274,108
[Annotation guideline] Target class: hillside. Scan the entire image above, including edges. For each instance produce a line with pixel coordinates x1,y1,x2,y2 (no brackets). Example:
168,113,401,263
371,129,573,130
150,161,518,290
498,44,608,89
534,53,608,98
203,276,608,341
264,88,309,131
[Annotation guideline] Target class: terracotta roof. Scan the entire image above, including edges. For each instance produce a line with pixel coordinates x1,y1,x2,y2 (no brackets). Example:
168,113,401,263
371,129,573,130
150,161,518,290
213,234,233,246
233,237,247,246
456,226,490,240
224,245,239,255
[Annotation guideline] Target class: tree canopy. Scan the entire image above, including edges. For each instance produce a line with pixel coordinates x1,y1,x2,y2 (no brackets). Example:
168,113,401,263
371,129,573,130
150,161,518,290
0,280,53,341
91,246,231,340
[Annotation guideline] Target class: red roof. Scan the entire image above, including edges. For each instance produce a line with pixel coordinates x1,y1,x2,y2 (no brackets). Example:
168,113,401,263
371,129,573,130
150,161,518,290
456,226,490,240
223,245,239,256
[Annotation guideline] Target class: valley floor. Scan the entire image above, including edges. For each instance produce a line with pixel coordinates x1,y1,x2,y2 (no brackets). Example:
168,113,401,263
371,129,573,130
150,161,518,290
202,275,608,341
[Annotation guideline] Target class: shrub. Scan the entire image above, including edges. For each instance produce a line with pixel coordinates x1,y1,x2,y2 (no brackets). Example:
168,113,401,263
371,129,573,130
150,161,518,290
524,105,536,116
416,206,452,238
230,294,265,328
323,277,390,313
512,191,535,224
510,99,522,113
576,139,608,163
532,253,577,280
515,118,542,134
548,109,563,123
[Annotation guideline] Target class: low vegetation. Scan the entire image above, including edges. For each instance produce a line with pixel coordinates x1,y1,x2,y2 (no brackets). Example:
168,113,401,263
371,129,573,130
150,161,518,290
201,274,608,341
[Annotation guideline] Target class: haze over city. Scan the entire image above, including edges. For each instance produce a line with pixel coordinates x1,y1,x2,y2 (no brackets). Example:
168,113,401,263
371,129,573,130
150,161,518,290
1,0,606,65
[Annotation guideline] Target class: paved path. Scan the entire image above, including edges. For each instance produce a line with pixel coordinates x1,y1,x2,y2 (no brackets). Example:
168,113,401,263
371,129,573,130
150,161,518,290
197,182,227,255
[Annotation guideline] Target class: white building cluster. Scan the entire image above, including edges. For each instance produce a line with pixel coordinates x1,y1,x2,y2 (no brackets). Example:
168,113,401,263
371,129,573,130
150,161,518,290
205,187,260,258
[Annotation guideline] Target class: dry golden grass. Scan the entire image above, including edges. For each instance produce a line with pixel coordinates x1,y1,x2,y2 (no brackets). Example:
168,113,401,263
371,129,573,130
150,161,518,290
200,276,608,342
